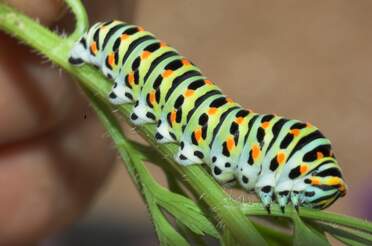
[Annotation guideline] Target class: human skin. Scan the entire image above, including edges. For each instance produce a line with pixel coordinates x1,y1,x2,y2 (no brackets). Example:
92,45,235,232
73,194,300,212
0,0,116,244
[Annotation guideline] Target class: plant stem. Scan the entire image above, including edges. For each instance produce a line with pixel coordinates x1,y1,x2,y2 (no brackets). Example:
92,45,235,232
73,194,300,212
64,0,89,40
241,203,372,234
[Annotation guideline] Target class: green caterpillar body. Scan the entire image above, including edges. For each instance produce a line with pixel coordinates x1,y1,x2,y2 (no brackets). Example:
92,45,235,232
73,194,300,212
69,20,347,211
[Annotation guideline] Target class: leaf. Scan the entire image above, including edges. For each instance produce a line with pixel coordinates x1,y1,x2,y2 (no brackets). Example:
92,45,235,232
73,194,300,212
151,201,190,246
153,185,219,239
166,174,212,246
292,212,330,246
175,220,209,246
222,228,240,246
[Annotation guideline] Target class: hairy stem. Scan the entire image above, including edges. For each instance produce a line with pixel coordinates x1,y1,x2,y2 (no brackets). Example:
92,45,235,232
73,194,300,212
65,0,88,39
241,203,372,235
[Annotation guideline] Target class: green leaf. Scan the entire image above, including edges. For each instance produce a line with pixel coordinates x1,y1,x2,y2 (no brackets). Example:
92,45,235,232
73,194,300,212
151,201,190,246
175,220,209,246
292,212,330,246
153,184,219,239
221,228,240,246
166,174,213,245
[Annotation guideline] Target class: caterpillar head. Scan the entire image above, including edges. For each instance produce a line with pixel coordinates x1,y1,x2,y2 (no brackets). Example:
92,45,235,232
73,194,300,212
301,160,347,209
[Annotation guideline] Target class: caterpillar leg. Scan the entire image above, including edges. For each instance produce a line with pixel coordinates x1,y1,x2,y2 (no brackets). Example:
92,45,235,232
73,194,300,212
274,181,292,213
290,191,302,211
256,173,276,213
108,82,133,105
290,180,307,211
130,100,156,125
174,141,204,166
155,118,176,144
256,185,274,213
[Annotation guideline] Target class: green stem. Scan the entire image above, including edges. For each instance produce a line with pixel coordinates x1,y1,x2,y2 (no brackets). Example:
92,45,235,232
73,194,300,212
0,3,266,245
64,0,89,40
241,203,372,234
252,222,292,245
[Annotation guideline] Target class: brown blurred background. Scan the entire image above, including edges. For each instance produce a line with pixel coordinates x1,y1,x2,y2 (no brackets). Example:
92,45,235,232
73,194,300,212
45,0,371,244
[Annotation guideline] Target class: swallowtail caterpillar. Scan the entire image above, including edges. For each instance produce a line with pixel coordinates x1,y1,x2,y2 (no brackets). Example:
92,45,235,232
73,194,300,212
69,20,347,212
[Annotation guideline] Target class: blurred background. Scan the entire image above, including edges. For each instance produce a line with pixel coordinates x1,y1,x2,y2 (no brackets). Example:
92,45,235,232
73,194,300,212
1,0,372,245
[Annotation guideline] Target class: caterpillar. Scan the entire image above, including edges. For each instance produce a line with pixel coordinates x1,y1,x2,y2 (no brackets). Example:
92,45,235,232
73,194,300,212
69,20,347,212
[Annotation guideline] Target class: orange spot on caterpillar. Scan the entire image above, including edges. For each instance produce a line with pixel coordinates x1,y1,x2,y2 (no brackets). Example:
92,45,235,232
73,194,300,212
108,52,115,67
182,59,191,66
195,128,202,142
204,79,213,85
121,34,129,40
162,69,173,78
141,51,151,59
306,122,313,128
261,121,270,129
235,117,244,125
226,137,235,152
300,164,308,174
317,151,324,160
128,72,135,85
170,110,177,123
149,90,156,105
184,89,194,97
90,42,98,55
137,26,144,32
160,41,167,47
276,152,286,165
310,177,320,185
252,144,261,161
208,107,218,115
290,129,301,137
